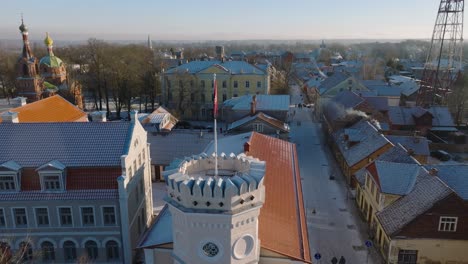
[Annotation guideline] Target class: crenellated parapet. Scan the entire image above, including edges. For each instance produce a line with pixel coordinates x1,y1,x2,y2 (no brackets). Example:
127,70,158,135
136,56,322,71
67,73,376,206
164,153,266,212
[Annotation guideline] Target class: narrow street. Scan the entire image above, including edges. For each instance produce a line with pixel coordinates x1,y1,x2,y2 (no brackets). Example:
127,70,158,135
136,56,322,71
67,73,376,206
288,85,382,264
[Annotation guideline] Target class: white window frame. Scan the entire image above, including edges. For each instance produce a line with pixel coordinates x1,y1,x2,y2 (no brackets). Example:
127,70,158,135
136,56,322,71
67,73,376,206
38,171,64,192
0,207,6,228
101,206,117,226
80,206,96,227
0,172,20,192
438,216,458,232
33,207,50,227
11,207,28,228
253,123,264,132
57,206,74,227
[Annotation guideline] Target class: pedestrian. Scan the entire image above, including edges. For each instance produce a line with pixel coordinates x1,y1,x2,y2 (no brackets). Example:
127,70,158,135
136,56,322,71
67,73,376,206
339,256,346,264
220,127,223,134
331,257,338,264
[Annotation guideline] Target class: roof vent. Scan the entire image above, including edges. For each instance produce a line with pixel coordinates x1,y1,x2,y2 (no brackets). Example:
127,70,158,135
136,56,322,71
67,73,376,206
1,111,19,123
429,168,439,176
90,111,107,122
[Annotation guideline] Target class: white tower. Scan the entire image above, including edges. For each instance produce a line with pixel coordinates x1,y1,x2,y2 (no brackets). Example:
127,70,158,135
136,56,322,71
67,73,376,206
163,152,266,264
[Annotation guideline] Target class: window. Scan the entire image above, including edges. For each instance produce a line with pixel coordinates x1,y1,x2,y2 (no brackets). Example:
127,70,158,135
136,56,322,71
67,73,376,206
201,109,206,117
43,175,61,191
245,81,250,88
142,149,146,161
0,176,16,191
234,81,238,88
257,81,261,88
106,241,120,260
371,180,375,195
439,217,457,232
253,123,263,132
133,160,137,172
63,241,77,262
41,241,55,262
223,94,227,102
201,94,206,103
13,208,27,227
398,250,417,264
85,240,98,260
81,207,95,226
127,167,132,177
201,80,205,88
103,207,116,225
59,207,73,226
374,187,379,204
138,154,142,167
222,80,227,88
35,208,49,226
0,209,5,227
19,241,33,261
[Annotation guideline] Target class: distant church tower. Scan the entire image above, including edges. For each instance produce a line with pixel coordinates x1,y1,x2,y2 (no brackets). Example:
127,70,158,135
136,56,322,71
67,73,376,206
40,32,67,87
147,35,153,50
16,18,43,102
164,153,266,264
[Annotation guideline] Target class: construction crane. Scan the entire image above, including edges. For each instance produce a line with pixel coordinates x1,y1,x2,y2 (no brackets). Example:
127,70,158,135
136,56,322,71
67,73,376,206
416,0,464,107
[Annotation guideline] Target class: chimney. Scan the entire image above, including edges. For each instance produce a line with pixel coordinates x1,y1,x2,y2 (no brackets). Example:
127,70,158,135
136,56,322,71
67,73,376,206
429,168,439,176
407,148,415,156
1,111,19,123
244,142,251,153
250,95,257,116
91,111,107,122
14,97,27,107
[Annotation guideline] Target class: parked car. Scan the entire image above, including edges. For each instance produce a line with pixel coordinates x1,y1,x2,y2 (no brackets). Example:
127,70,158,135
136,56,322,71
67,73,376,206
430,150,451,161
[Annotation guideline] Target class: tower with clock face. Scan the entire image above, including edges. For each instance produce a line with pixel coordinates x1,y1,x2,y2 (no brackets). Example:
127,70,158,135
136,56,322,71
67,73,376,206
163,153,266,264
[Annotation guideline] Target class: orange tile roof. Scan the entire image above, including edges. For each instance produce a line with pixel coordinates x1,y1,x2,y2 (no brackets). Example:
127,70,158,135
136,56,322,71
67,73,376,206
248,132,311,263
0,95,87,123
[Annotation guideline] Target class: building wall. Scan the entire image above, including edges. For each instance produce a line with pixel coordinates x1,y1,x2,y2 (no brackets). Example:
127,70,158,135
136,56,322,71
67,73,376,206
0,199,123,263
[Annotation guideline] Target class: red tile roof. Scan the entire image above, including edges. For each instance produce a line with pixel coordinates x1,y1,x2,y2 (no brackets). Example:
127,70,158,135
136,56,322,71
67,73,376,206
0,95,87,123
248,132,311,263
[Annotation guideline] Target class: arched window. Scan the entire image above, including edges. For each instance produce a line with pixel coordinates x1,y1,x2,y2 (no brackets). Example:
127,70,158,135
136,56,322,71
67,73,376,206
85,240,98,260
63,241,77,262
41,241,55,261
22,64,28,76
19,241,33,261
105,241,119,260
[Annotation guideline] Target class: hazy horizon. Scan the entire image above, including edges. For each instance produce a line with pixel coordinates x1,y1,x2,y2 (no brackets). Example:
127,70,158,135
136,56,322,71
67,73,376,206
0,0,460,42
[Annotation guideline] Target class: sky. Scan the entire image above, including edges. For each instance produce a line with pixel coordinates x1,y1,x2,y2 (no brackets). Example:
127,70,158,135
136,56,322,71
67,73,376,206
0,0,457,41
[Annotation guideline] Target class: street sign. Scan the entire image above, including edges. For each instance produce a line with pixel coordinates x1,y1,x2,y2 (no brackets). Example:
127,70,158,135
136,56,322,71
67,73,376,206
314,253,321,260
365,240,373,248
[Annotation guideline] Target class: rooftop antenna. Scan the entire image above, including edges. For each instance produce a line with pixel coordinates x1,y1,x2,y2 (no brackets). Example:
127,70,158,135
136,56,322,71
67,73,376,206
213,73,219,177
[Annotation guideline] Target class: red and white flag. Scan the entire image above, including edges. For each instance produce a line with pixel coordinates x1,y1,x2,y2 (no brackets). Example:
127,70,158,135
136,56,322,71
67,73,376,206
213,74,218,118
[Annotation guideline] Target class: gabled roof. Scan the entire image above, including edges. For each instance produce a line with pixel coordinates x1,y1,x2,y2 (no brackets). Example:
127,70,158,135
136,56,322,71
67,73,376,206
333,120,392,167
429,106,455,127
425,165,468,200
386,136,430,156
318,72,350,94
369,161,420,195
0,122,133,167
0,161,22,171
388,106,455,127
165,60,266,75
0,95,87,123
376,174,452,236
223,94,290,112
362,96,389,112
376,144,420,164
140,133,311,263
228,112,289,133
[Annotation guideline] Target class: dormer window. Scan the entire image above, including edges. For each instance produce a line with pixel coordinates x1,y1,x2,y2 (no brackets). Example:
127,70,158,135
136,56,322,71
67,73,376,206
36,160,66,192
0,161,22,192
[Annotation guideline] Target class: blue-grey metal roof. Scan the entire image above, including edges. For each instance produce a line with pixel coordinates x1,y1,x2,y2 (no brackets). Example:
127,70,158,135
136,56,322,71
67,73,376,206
376,175,451,236
388,106,455,127
0,122,132,167
376,144,420,164
373,161,420,195
429,106,455,127
318,72,350,94
367,85,402,97
425,165,468,200
138,205,173,248
386,136,430,156
165,60,266,75
0,189,119,201
333,120,392,167
224,94,290,112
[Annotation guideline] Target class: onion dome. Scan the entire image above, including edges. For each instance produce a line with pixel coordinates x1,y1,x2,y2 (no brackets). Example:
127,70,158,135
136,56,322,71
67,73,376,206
44,32,54,46
19,20,28,33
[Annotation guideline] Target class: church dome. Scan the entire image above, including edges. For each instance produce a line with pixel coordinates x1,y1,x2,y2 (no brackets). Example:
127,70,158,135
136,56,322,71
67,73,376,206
40,55,64,68
19,21,28,33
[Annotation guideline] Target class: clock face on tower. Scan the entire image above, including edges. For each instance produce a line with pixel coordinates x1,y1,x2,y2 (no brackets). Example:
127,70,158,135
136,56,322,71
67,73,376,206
202,242,219,257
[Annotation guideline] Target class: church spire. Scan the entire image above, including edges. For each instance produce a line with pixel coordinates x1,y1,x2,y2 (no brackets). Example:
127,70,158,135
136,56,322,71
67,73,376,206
44,32,54,56
147,35,153,50
19,16,34,59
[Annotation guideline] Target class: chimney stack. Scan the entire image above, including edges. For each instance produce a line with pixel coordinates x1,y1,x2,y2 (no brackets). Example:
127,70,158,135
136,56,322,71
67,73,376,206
14,97,27,107
407,148,415,156
91,111,107,122
429,168,439,176
250,95,257,116
1,111,19,123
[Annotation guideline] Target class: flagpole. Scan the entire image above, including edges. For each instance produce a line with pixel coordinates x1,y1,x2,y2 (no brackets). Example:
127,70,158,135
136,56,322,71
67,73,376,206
214,73,218,177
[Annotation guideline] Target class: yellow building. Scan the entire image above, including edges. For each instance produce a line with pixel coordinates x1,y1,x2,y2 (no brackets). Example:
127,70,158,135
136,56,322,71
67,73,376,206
161,61,270,120
355,147,468,264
